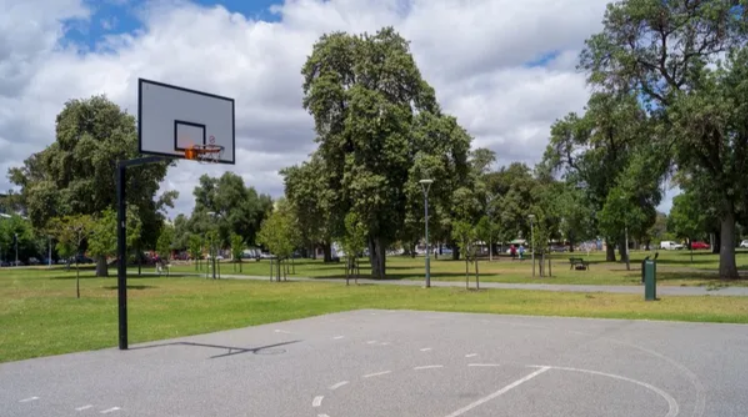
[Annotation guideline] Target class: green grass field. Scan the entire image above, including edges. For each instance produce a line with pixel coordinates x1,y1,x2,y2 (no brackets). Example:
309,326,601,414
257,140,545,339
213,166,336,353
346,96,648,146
2,257,748,363
170,249,748,287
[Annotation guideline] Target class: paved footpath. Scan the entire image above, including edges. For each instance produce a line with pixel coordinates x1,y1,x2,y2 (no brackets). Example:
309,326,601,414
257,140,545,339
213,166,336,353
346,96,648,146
164,271,748,297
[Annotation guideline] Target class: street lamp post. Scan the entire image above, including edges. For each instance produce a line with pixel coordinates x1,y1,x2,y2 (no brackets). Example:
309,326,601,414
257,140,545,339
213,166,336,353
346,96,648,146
419,179,434,288
207,211,218,280
487,194,494,262
528,215,535,277
14,233,18,267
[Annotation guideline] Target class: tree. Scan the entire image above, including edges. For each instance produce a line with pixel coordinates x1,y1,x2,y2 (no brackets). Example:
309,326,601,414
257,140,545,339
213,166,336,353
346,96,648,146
302,27,459,279
281,155,336,260
668,47,748,277
669,191,708,262
544,91,661,261
191,172,273,248
230,232,245,273
7,96,176,277
188,234,203,271
50,214,93,298
256,201,295,282
580,0,747,277
156,223,175,276
0,214,35,264
87,208,141,275
451,220,477,289
172,214,191,252
341,212,367,285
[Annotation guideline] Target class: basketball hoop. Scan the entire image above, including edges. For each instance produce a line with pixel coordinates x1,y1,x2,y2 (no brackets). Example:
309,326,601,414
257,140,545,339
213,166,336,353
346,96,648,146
185,143,224,164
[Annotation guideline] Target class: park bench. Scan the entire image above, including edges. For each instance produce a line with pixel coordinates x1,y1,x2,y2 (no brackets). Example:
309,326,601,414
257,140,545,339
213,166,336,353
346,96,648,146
569,257,589,271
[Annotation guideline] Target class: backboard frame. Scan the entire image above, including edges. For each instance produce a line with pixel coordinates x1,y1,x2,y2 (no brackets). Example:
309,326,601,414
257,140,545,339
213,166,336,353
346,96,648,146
138,78,236,165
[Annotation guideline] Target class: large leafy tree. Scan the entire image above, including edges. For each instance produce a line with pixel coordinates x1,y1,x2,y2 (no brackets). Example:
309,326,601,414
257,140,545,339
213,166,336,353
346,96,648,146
190,172,273,247
668,47,748,274
87,208,141,274
7,96,176,276
301,27,450,279
544,91,661,261
0,214,35,263
281,155,337,260
580,0,748,277
484,163,539,246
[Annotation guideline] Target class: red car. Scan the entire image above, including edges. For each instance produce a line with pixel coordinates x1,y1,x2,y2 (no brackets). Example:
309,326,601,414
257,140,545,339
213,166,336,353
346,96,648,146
691,241,710,250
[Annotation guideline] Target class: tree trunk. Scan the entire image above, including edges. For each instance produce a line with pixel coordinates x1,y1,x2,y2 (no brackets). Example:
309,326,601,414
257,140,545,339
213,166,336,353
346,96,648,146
452,245,460,261
76,263,80,299
368,237,386,279
291,256,295,274
269,258,273,281
711,232,721,254
548,252,552,277
605,239,617,262
475,259,480,290
323,242,332,263
719,211,739,279
465,259,469,289
569,236,576,253
95,256,108,277
345,257,350,286
618,238,626,263
539,252,545,277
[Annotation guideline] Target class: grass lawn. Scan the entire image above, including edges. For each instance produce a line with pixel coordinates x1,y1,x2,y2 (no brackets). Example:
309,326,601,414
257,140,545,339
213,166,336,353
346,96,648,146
3,265,748,363
170,248,748,287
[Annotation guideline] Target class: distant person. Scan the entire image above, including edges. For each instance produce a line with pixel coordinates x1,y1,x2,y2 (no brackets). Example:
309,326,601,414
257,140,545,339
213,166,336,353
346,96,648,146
510,244,517,260
519,244,525,261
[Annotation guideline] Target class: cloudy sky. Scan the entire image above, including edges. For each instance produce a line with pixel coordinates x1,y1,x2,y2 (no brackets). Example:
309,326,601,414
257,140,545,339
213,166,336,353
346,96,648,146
0,0,678,217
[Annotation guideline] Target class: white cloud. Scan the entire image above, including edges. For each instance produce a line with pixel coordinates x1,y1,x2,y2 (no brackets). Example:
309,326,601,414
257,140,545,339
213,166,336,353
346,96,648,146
1,0,642,217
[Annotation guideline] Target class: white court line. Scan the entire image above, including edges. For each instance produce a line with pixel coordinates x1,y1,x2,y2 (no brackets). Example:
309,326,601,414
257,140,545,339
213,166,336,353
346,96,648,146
465,353,478,358
318,414,331,417
100,407,121,414
420,347,432,352
312,396,324,407
363,370,391,378
443,367,550,417
76,405,94,411
379,342,390,346
366,340,377,344
19,397,39,403
528,365,680,417
333,336,345,340
468,363,501,367
274,329,291,334
329,381,349,390
414,365,444,370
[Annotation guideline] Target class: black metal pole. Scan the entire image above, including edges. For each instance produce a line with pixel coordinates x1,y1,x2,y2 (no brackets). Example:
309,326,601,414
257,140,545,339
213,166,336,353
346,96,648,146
117,163,128,350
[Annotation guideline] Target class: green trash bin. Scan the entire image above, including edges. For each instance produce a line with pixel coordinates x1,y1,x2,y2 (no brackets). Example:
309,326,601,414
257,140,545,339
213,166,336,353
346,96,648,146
644,259,657,301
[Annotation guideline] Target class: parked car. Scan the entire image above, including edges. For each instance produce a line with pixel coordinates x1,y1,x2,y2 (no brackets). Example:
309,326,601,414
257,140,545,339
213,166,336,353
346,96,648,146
0,260,10,267
550,245,568,253
27,257,41,265
660,241,684,250
690,241,710,250
740,240,748,248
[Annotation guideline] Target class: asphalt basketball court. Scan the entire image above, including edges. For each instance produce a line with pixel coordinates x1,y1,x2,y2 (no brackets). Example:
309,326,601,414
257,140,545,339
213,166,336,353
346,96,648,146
2,309,747,416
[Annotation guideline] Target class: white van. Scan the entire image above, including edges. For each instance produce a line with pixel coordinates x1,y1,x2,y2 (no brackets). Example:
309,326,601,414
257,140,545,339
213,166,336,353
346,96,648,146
660,241,684,250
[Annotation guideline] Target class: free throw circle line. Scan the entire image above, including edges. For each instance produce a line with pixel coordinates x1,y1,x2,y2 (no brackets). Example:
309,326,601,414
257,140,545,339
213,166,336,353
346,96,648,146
528,365,680,417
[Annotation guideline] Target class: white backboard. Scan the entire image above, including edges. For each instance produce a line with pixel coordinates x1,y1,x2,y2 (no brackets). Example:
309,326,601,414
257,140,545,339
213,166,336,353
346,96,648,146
138,79,235,164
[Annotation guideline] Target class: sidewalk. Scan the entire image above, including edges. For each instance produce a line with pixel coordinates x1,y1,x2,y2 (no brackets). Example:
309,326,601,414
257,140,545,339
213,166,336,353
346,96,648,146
162,271,748,297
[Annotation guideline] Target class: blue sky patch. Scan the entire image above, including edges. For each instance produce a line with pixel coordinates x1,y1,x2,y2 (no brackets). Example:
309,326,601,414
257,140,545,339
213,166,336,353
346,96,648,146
61,0,283,51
